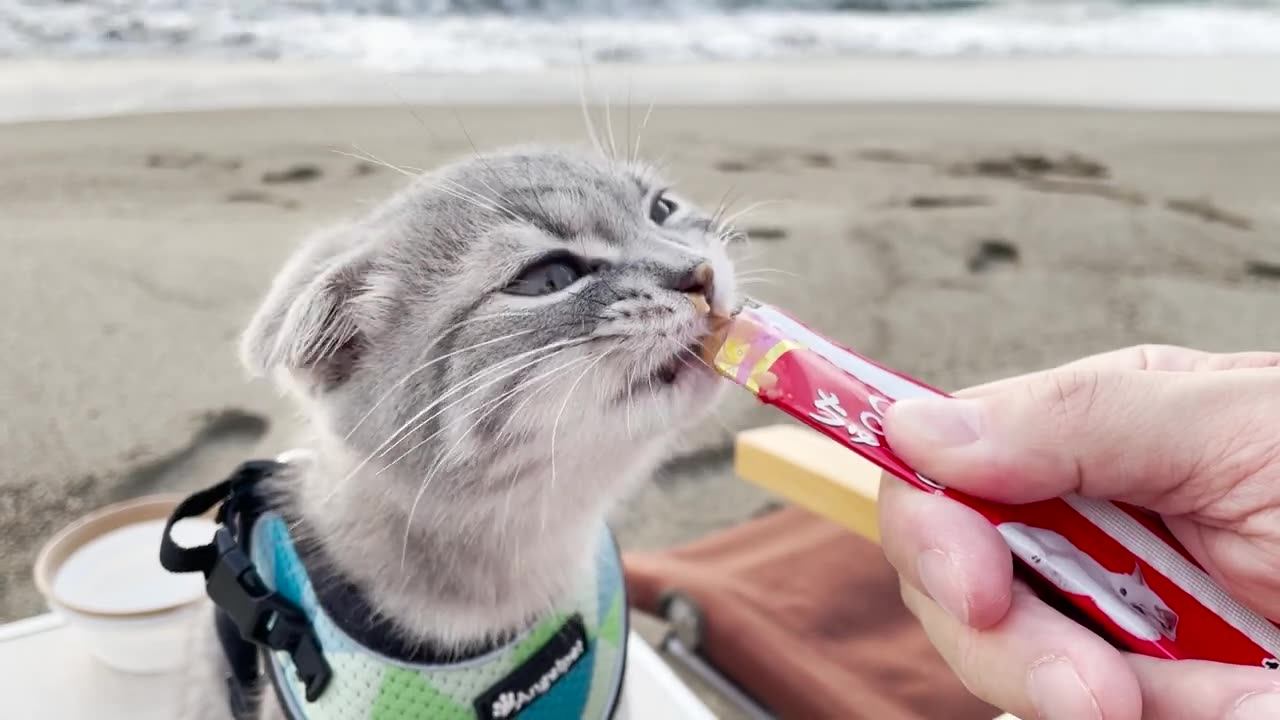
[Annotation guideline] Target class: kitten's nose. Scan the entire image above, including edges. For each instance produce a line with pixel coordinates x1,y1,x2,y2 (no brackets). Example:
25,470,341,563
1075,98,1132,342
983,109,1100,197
672,263,715,303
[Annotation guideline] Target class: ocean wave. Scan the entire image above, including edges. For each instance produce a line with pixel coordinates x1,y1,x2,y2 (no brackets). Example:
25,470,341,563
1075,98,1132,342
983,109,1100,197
5,1,1280,70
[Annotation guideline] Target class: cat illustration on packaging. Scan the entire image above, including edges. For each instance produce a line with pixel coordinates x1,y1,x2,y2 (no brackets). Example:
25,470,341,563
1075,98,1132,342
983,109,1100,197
998,522,1179,642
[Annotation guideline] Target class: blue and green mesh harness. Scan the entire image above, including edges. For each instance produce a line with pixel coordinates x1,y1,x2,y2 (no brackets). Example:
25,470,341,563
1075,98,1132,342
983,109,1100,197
248,511,629,720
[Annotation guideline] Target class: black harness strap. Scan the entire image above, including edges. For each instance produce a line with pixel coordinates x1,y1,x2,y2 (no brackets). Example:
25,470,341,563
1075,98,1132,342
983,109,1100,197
159,460,331,719
159,458,626,720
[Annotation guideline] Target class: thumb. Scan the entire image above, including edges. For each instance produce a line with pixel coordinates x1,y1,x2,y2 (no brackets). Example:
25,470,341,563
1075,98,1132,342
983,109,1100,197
882,367,1277,511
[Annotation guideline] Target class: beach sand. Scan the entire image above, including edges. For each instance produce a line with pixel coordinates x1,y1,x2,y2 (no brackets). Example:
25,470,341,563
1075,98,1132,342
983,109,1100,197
3,99,1280,638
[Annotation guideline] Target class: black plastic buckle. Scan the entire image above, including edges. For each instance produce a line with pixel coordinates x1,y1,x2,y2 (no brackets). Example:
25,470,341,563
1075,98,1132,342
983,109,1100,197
207,527,332,702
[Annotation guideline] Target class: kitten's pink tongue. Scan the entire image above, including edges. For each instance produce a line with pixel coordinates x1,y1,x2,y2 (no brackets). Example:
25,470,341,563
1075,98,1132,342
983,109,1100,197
686,291,730,365
694,307,735,365
685,292,711,316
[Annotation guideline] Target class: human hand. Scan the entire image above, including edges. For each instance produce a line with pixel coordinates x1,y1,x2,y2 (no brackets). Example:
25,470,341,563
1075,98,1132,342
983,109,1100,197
876,345,1280,720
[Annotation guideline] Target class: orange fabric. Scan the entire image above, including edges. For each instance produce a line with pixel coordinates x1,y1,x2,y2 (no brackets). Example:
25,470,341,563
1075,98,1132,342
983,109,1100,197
623,506,1000,720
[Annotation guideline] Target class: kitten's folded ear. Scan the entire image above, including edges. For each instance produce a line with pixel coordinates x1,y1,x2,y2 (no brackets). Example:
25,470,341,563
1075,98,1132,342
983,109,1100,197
240,230,391,387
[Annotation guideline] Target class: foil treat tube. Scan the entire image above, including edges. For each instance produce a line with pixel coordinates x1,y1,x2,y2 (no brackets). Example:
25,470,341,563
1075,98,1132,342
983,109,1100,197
707,299,1280,670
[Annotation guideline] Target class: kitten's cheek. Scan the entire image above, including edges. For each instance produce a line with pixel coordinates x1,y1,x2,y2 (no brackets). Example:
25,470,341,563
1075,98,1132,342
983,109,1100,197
670,366,724,411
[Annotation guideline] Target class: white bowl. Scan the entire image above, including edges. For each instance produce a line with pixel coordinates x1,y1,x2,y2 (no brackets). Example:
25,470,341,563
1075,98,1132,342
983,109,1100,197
33,495,217,674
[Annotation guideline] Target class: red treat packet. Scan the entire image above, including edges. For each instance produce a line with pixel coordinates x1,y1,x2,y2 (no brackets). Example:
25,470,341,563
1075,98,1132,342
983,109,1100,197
706,299,1280,670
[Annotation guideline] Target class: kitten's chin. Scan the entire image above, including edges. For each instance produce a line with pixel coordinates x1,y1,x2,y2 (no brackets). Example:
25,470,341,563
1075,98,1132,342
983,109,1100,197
625,345,722,398
653,361,726,418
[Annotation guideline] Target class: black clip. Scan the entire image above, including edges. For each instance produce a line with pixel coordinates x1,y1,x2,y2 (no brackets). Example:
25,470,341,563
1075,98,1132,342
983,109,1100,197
207,526,332,701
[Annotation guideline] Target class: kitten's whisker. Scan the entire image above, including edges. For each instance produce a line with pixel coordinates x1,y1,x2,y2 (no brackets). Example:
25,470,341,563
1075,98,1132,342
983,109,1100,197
716,223,750,246
374,322,612,470
328,337,589,502
658,339,735,438
490,353,576,444
546,349,614,532
436,179,521,222
604,94,619,162
441,177,510,212
575,47,608,160
633,101,655,165
489,332,601,445
375,337,590,460
664,339,731,416
432,182,507,216
623,364,636,441
709,187,737,230
446,126,526,221
727,242,764,264
735,267,800,279
333,146,422,177
384,347,588,483
625,85,633,165
672,341,716,374
498,467,519,557
344,322,541,442
397,352,597,567
644,352,657,413
432,175,522,223
386,88,442,145
718,199,784,231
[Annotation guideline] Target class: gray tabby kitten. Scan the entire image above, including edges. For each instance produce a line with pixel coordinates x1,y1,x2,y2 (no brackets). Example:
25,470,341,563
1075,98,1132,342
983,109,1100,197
182,144,738,719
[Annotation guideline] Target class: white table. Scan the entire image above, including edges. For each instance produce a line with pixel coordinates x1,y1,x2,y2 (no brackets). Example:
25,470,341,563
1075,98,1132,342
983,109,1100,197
1,613,717,720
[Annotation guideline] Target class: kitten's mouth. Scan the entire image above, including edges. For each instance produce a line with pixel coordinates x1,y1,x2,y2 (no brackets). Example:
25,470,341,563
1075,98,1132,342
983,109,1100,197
652,348,695,385
637,342,709,391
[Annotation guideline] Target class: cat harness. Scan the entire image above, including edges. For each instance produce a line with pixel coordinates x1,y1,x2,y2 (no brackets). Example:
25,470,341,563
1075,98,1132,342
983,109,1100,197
159,458,628,720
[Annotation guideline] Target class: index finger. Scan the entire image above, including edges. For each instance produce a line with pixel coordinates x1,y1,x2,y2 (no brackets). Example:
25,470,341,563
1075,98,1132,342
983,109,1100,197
955,345,1280,399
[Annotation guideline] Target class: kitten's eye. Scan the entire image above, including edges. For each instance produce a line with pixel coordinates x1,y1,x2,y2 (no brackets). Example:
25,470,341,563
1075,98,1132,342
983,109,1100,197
504,253,589,296
649,192,677,225
1118,588,1128,597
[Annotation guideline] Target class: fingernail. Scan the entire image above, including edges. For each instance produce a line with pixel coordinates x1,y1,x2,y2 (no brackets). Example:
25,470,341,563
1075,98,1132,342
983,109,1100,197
891,398,983,448
1027,657,1100,720
916,549,970,624
1233,692,1280,720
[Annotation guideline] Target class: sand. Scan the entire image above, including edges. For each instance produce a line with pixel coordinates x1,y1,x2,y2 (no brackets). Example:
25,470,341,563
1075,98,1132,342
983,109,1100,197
3,96,1280,627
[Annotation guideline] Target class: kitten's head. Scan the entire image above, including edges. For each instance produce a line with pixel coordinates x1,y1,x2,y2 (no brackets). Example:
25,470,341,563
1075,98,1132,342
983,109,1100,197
240,145,737,511
1112,566,1179,640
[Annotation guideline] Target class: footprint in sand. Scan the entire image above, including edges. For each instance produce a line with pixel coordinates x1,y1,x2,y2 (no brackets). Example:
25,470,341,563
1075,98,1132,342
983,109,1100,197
715,159,756,173
744,226,789,241
1022,179,1147,207
225,189,299,210
715,147,827,174
801,152,835,169
967,238,1020,273
905,194,991,210
854,148,933,165
113,408,269,500
146,151,242,171
262,163,324,184
1245,260,1280,280
954,152,1109,181
1166,197,1253,231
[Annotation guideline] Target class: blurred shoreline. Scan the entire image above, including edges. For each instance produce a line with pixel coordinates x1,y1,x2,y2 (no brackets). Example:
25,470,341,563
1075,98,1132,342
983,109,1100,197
7,56,1280,124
